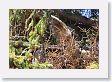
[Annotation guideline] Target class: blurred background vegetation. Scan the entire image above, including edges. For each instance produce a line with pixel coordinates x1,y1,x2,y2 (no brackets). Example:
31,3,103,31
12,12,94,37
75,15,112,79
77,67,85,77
9,9,99,69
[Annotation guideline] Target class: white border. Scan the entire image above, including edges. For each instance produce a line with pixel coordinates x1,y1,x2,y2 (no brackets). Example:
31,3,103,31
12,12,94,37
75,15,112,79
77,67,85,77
0,0,108,78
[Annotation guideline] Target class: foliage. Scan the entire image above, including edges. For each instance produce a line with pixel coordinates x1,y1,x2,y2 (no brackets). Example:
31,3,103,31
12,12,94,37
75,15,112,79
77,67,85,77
86,61,99,69
9,9,99,69
9,10,50,69
28,14,47,49
9,9,24,25
28,62,53,69
9,48,53,69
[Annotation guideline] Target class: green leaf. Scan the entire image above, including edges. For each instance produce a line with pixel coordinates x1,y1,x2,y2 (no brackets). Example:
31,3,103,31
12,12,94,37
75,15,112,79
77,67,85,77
35,16,47,35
